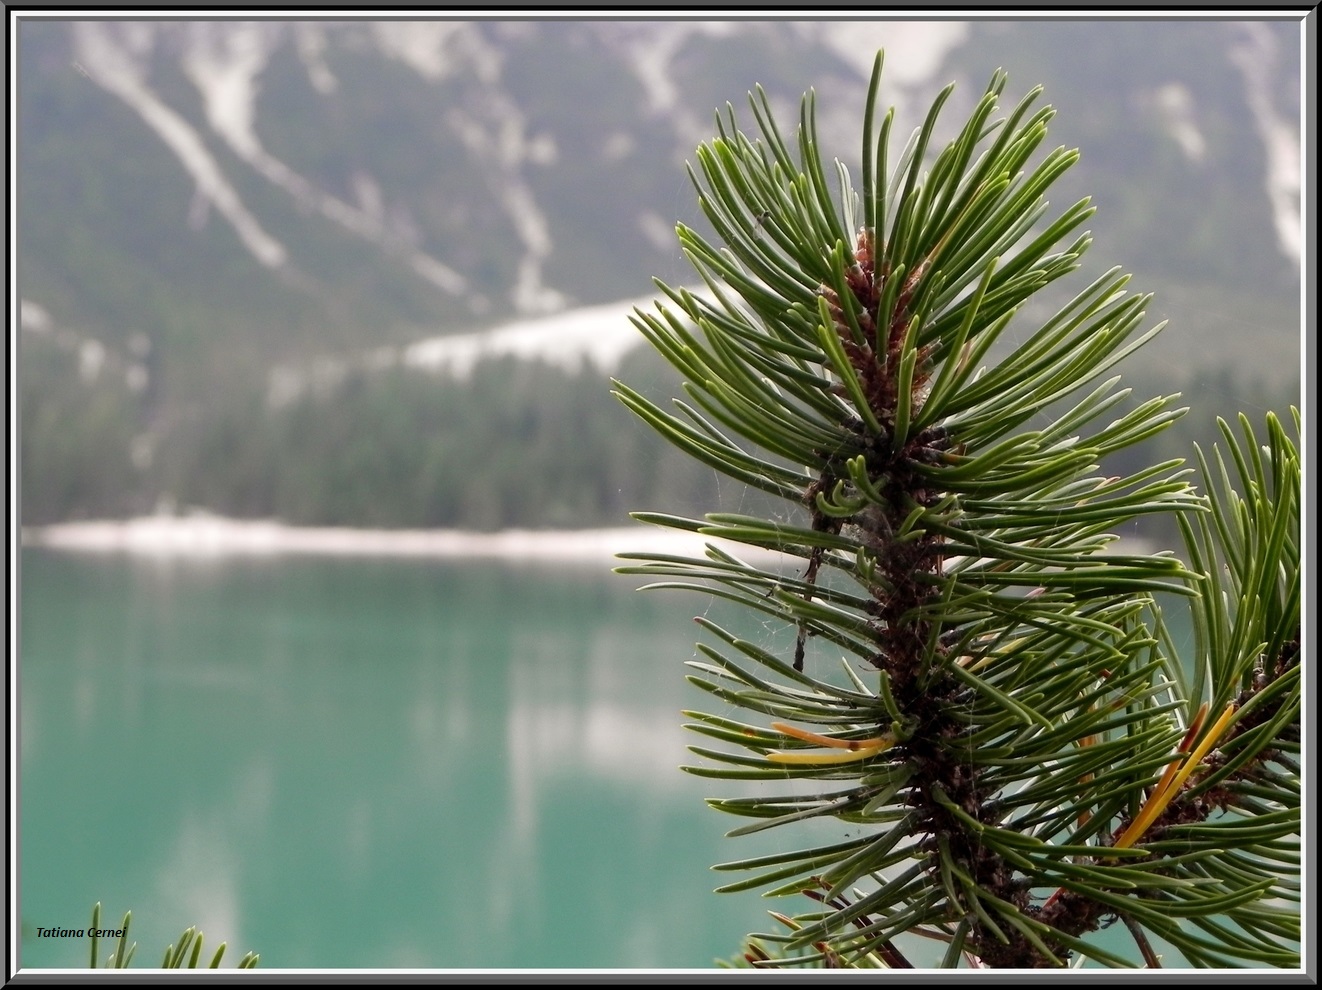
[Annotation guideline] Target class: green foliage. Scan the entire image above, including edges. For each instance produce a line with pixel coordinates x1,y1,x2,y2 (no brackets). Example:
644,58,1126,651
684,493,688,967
19,336,141,524
16,334,1294,536
151,351,728,530
87,902,259,969
616,53,1300,969
18,339,742,530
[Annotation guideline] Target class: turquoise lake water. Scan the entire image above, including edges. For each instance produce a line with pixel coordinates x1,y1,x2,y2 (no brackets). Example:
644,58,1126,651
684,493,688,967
18,547,806,969
16,546,1213,970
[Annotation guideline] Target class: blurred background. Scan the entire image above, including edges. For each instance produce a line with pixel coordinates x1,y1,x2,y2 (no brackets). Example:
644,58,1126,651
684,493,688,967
13,16,1303,970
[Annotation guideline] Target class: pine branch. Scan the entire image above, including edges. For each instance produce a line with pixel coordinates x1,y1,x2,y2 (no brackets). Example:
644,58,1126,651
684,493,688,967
616,51,1300,969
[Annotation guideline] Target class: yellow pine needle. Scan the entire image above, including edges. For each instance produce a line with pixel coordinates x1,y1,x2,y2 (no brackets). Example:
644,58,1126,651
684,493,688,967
766,721,898,764
1147,702,1209,797
1045,702,1234,910
1114,703,1209,849
1114,702,1236,849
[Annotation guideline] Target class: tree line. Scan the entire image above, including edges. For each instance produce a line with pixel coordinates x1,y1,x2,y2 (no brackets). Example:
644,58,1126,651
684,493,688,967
20,334,1297,540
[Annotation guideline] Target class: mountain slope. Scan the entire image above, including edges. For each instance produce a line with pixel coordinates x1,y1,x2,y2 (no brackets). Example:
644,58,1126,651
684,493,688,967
14,17,1303,528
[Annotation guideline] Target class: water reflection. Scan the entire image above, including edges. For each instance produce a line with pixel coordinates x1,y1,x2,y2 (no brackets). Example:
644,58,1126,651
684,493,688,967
150,814,243,964
20,549,773,969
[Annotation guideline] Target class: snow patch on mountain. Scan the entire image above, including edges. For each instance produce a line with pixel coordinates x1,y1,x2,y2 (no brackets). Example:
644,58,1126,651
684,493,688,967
1227,22,1301,266
178,22,468,295
294,23,338,94
623,21,737,115
403,294,656,378
445,100,566,315
20,298,151,394
264,293,661,408
178,21,279,160
371,21,500,84
605,21,740,157
1151,83,1206,163
353,20,560,311
804,21,969,86
71,22,288,270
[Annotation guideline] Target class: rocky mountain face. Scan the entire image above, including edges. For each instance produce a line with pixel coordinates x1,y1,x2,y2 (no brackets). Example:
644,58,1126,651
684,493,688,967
15,18,1303,527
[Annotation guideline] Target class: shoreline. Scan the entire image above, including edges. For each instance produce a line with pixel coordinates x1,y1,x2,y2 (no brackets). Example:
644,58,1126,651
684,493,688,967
19,513,791,564
21,513,1159,563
